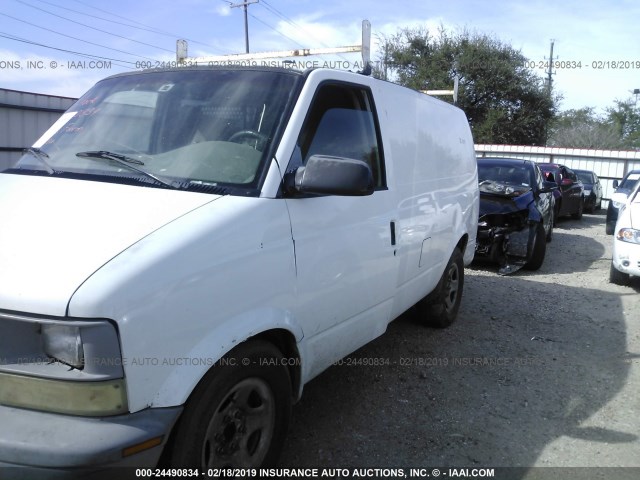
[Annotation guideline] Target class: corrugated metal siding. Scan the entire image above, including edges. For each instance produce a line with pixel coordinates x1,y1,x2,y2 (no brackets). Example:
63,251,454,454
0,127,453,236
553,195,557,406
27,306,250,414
0,88,77,171
475,144,640,207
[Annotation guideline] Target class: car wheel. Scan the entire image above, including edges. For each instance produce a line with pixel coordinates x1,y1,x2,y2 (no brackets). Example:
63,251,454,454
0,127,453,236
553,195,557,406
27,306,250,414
585,201,594,214
417,248,464,328
605,222,615,235
524,223,546,271
546,209,554,242
571,199,583,220
165,340,292,469
609,262,629,286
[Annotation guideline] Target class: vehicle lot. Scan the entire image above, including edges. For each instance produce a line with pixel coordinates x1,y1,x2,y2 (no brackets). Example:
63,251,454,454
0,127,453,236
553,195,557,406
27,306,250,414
280,212,640,472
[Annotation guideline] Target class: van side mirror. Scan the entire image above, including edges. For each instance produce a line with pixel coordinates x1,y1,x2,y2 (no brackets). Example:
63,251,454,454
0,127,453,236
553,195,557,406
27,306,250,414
613,179,619,189
285,154,374,196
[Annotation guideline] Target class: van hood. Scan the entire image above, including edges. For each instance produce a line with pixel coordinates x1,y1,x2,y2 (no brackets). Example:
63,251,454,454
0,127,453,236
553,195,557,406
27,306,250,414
0,174,219,316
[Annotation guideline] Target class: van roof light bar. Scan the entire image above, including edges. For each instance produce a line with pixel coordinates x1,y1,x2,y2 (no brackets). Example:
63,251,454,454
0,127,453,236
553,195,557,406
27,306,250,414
421,76,460,104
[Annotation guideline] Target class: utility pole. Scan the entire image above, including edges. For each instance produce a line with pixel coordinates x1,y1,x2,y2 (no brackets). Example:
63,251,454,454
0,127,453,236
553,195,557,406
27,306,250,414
546,39,555,96
230,0,259,53
543,39,555,146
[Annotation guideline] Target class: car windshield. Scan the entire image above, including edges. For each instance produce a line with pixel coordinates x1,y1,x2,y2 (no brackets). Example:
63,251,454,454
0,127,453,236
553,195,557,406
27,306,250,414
478,163,532,187
8,68,298,193
576,172,593,184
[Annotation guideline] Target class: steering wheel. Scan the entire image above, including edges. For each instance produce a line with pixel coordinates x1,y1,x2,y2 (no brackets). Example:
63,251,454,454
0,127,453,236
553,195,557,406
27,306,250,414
227,130,268,150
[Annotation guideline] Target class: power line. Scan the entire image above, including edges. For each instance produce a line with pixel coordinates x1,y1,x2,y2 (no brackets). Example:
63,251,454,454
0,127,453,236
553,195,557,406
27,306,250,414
15,0,174,53
69,0,173,31
0,12,158,61
247,12,305,49
219,0,329,60
260,1,309,39
259,0,350,61
31,0,224,51
0,30,136,68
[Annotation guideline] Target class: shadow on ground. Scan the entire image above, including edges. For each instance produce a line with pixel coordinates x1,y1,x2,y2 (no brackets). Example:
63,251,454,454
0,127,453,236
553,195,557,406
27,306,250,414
279,233,632,476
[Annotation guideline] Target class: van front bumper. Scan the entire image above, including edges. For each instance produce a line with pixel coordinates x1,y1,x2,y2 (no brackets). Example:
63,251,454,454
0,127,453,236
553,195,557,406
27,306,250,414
0,403,182,479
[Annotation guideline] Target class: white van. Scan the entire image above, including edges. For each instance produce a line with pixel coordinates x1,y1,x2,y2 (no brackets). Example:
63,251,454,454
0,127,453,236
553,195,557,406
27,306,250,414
0,66,478,475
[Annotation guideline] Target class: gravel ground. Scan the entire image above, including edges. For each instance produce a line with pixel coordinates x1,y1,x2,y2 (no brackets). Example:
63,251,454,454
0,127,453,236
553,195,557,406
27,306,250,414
278,211,640,478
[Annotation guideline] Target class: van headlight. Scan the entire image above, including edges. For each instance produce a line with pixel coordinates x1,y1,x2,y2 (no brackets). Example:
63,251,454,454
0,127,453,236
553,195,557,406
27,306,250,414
42,324,84,369
617,228,640,244
612,200,625,209
0,312,127,416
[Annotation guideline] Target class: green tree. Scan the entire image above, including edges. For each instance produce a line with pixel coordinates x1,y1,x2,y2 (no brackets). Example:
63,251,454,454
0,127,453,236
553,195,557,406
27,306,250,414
547,107,621,148
377,27,557,145
548,100,640,150
607,99,640,149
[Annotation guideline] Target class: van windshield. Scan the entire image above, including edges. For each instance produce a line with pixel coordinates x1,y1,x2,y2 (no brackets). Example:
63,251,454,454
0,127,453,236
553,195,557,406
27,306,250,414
10,68,298,193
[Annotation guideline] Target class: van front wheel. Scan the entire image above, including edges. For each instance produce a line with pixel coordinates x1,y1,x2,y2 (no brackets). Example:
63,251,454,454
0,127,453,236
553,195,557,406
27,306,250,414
166,340,291,469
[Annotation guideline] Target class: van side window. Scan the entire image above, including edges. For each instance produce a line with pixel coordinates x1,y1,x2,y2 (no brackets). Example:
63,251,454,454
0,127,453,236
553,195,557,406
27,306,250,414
295,83,385,188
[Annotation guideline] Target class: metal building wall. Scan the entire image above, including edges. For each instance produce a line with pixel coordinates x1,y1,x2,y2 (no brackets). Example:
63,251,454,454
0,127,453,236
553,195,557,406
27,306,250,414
0,88,77,171
475,144,640,207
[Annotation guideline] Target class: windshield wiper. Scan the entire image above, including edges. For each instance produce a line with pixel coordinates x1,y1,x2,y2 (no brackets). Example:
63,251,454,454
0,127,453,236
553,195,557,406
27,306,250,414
76,150,177,189
23,147,55,174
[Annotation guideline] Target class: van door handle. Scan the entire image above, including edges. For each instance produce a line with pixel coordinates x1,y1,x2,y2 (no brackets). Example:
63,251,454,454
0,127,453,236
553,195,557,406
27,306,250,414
390,221,396,246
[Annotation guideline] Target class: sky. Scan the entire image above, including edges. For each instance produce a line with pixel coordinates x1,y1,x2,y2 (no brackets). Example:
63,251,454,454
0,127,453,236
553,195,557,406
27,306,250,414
0,0,639,114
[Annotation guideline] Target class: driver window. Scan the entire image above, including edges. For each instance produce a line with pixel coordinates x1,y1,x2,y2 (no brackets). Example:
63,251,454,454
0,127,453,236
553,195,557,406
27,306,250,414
292,83,385,188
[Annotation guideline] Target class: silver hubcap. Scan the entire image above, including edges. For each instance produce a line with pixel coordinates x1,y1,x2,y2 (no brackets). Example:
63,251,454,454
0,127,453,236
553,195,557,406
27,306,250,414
202,377,276,468
443,263,460,312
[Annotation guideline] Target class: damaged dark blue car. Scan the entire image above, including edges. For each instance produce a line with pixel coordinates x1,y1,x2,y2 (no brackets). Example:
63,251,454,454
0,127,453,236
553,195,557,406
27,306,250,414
475,158,556,275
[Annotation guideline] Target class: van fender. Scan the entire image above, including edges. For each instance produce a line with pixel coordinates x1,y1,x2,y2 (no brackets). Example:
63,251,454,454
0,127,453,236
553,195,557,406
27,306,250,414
446,199,474,265
150,307,304,408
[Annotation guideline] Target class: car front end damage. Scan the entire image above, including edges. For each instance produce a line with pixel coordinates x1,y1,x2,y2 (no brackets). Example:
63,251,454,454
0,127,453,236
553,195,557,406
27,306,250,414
475,182,542,275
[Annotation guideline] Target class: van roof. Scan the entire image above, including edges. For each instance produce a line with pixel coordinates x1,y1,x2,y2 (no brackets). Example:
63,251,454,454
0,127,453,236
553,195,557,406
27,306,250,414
100,65,305,83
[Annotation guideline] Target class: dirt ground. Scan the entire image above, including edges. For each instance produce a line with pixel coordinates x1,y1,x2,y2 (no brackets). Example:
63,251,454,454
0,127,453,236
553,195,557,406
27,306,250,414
278,211,640,478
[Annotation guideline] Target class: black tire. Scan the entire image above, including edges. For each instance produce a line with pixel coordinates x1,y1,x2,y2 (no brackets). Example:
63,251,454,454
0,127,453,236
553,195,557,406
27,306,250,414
585,201,594,214
165,340,292,469
609,262,629,286
572,198,583,219
524,223,546,271
417,248,464,328
606,222,615,235
546,209,554,242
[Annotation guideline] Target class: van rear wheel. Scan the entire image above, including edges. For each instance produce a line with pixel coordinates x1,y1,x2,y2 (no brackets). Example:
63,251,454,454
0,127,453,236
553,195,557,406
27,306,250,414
166,340,291,469
417,248,464,328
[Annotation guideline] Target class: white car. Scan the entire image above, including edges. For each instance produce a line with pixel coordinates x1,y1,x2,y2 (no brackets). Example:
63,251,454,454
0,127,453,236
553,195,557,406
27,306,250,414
610,180,640,285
